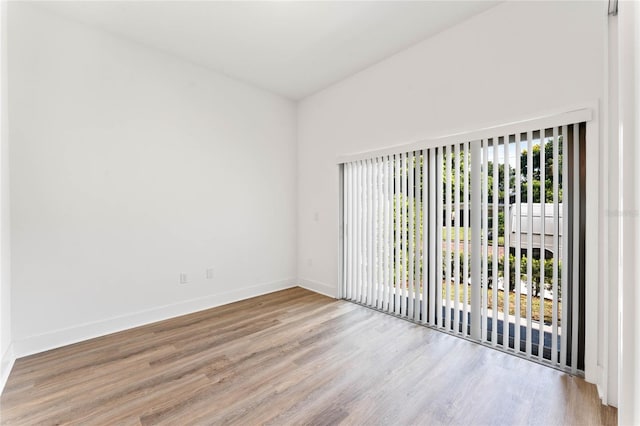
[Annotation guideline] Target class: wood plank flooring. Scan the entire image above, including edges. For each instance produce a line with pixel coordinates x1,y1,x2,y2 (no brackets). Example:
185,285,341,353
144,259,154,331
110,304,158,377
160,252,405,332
0,287,616,425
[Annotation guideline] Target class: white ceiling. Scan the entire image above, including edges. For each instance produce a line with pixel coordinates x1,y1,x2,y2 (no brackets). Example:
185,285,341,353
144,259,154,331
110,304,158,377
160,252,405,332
36,1,500,100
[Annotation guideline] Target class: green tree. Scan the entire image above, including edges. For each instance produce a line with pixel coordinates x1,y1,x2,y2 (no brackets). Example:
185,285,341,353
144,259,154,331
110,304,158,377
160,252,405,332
520,137,564,203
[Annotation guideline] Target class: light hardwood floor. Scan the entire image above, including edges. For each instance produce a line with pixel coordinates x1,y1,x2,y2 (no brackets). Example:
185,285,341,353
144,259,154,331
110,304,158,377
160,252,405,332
0,287,616,425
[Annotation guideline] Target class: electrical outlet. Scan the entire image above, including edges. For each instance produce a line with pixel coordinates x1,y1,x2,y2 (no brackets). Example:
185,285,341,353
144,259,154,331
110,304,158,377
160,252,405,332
180,273,188,284
206,268,214,280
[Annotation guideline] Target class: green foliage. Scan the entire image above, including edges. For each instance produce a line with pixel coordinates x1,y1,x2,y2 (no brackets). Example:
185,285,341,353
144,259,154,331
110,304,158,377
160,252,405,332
486,160,515,204
387,138,566,296
502,254,562,298
483,136,564,205
442,251,468,281
519,137,564,203
441,149,470,203
443,251,562,298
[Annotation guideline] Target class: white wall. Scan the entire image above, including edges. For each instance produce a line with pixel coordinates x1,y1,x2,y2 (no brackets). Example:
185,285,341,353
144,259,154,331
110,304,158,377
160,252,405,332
605,10,619,408
617,1,640,423
8,3,297,356
298,0,612,400
0,0,14,392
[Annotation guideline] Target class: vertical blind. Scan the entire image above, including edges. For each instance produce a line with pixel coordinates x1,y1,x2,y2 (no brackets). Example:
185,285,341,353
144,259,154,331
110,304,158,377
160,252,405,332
342,122,585,373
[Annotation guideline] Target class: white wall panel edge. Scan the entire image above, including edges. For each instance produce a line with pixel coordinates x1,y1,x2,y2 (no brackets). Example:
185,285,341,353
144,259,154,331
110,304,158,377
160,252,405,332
585,101,602,388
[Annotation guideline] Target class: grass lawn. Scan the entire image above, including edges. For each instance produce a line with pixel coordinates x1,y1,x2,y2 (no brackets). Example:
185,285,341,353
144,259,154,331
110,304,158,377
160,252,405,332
441,227,505,246
441,227,469,241
440,283,560,325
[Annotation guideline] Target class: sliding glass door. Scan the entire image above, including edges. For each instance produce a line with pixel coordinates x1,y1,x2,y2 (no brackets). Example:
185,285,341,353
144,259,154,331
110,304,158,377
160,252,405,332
341,121,585,374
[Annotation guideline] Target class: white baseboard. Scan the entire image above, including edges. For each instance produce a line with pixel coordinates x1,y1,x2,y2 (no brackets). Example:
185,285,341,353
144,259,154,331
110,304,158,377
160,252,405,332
594,365,608,406
298,279,338,299
13,278,297,358
596,373,618,408
0,343,16,395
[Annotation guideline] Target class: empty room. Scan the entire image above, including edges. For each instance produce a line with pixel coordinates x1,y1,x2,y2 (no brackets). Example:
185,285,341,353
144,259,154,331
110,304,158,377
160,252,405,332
0,0,638,424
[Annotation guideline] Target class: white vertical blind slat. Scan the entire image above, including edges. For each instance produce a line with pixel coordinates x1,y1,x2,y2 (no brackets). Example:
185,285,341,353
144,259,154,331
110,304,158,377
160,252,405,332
379,159,385,310
515,133,522,352
384,156,392,312
471,141,482,339
367,159,373,306
482,140,489,342
415,152,423,321
408,152,415,319
552,127,559,364
454,143,461,334
429,150,437,326
422,150,429,323
360,160,366,304
341,164,346,300
463,142,470,336
377,159,384,310
526,131,534,356
351,162,357,301
561,126,569,367
374,158,380,307
354,161,364,302
390,156,396,312
539,129,546,360
445,146,452,330
361,160,367,304
372,159,379,308
401,153,408,316
394,155,401,314
364,159,370,305
342,163,353,299
361,160,366,304
503,136,511,350
437,148,444,328
491,138,499,346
